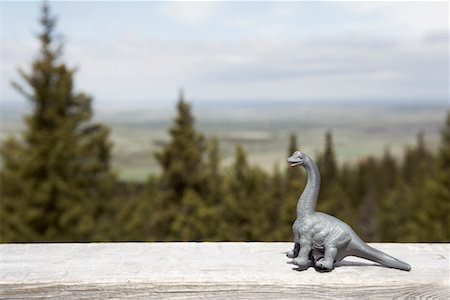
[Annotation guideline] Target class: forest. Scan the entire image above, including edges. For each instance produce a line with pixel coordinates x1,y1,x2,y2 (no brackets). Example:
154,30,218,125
1,4,448,243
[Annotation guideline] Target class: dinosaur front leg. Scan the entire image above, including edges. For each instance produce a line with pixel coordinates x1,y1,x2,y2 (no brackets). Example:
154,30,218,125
286,242,300,258
292,238,313,269
315,246,337,271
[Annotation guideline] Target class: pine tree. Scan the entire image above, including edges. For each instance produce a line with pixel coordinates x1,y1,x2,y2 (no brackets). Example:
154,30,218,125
380,148,398,191
246,166,272,240
142,176,169,241
0,4,114,242
403,132,435,241
276,134,303,240
220,145,250,240
378,148,401,241
422,112,450,241
269,164,285,240
154,90,206,239
317,131,341,215
339,162,358,228
204,137,224,207
171,189,208,241
172,138,224,241
202,137,225,239
95,180,152,241
403,132,434,184
356,157,381,241
314,131,355,232
380,132,437,242
380,183,412,241
220,145,271,240
318,131,338,182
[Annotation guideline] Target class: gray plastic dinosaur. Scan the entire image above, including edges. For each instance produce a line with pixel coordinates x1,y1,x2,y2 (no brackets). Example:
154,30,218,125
286,151,411,272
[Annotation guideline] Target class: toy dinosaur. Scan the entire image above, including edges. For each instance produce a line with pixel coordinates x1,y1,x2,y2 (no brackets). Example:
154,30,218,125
286,151,411,272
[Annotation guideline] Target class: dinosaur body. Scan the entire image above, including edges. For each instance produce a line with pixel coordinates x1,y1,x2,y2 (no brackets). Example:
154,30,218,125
286,151,411,272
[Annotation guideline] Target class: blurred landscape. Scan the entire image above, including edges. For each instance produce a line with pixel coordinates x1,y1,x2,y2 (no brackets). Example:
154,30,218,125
1,2,448,243
2,99,446,181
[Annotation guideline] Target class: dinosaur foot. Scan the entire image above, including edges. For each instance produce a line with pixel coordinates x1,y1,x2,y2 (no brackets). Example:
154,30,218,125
292,258,313,270
315,258,334,272
286,250,297,259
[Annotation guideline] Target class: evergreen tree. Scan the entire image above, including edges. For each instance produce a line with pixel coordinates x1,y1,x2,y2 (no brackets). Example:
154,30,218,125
339,162,358,228
269,165,285,240
96,180,152,241
380,148,398,191
381,181,417,242
378,148,401,241
380,133,436,242
154,90,206,239
356,157,381,241
276,134,303,240
171,189,208,241
403,132,434,184
172,138,223,241
0,4,114,242
142,176,169,241
315,131,355,231
220,145,250,240
423,112,450,241
202,137,225,239
247,166,272,240
318,131,338,182
204,138,224,207
220,145,271,240
403,132,435,241
316,131,345,216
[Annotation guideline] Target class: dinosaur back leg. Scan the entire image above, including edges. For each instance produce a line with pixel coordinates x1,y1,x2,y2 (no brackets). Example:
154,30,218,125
315,246,337,271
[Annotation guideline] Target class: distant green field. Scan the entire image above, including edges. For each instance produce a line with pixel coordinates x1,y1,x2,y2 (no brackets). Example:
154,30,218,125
1,102,447,181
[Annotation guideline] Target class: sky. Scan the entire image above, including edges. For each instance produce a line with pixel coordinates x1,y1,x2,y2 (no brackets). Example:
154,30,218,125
1,1,449,109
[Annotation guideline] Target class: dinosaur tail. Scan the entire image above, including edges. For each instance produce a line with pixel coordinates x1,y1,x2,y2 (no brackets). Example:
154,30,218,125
351,240,411,271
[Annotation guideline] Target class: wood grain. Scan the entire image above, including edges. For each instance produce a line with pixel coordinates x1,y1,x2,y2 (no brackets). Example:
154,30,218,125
1,243,448,299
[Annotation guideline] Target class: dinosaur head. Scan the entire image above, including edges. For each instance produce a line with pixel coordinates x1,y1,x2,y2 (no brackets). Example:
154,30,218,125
287,151,306,167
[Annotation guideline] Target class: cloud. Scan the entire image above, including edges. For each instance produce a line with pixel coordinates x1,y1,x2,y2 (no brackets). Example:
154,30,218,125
73,34,448,102
2,1,448,108
193,36,448,99
341,2,449,38
3,31,448,107
159,2,219,27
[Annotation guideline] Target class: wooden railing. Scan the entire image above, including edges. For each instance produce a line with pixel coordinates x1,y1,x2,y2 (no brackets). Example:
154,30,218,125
1,243,448,299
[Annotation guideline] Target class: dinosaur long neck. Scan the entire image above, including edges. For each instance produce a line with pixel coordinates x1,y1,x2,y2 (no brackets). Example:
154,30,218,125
297,157,321,218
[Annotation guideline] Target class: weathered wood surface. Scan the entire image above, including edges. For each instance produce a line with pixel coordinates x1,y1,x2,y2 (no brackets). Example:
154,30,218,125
1,243,448,299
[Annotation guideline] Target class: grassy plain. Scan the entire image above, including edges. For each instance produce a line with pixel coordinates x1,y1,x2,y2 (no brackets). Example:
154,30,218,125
1,101,446,181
